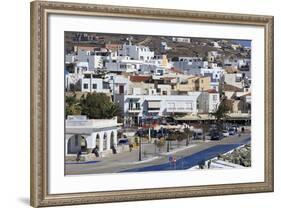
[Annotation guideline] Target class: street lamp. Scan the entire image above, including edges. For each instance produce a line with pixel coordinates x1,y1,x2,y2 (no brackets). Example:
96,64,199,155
137,128,143,161
166,130,171,152
167,139,170,152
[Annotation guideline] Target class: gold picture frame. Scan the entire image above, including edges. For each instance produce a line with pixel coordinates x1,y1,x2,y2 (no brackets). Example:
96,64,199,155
30,1,274,207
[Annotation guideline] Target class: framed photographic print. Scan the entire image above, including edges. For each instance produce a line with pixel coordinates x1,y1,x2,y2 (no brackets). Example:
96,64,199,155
30,1,274,207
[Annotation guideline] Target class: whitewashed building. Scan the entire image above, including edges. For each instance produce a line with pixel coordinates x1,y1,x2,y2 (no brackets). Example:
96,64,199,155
224,73,243,89
81,77,110,93
65,116,118,157
172,57,203,73
124,92,201,126
200,67,225,81
118,43,154,61
65,49,109,70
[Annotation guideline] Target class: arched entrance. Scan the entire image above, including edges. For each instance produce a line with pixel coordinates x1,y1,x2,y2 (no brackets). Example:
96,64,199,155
96,134,100,150
103,133,107,150
110,131,117,154
110,131,115,148
67,135,87,154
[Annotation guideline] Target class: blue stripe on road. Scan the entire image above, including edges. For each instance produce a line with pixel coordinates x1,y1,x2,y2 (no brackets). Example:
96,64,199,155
121,137,251,172
65,160,100,165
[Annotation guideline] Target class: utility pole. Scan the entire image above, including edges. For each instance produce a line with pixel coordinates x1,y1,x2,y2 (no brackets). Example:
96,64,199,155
111,75,115,103
138,136,142,161
90,72,92,93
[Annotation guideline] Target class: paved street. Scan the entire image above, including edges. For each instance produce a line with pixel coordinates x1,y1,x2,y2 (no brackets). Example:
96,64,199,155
65,133,250,175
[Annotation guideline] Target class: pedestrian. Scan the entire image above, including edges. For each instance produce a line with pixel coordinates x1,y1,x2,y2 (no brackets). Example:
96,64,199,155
92,145,99,157
129,143,133,152
207,160,211,169
76,150,82,162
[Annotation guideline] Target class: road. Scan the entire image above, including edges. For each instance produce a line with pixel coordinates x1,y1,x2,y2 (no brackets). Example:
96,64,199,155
65,133,250,175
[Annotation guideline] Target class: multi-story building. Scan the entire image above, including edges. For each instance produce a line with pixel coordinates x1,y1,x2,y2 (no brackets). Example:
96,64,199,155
124,93,201,126
200,67,225,81
175,76,211,92
65,48,110,70
80,77,110,93
105,57,142,73
190,90,220,114
118,42,154,61
172,57,203,73
224,73,243,89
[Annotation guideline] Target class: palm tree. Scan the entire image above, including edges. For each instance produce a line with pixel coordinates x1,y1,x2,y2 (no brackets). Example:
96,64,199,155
201,121,209,141
175,131,185,148
209,98,230,131
166,131,177,152
183,127,192,146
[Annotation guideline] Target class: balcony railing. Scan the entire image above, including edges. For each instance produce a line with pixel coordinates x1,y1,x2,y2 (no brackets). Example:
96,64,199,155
128,107,141,112
166,107,193,112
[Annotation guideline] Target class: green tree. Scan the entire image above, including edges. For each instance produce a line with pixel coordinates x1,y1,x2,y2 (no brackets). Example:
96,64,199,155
176,131,186,147
80,92,120,119
65,93,81,117
154,138,165,152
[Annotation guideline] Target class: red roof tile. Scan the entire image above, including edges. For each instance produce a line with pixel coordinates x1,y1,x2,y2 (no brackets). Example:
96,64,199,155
170,67,184,74
206,89,218,93
129,75,151,82
223,84,243,92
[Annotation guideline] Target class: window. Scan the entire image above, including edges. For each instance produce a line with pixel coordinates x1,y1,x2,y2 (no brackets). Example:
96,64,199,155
92,84,97,89
129,101,133,110
119,85,124,94
201,79,204,83
120,64,127,69
213,95,217,101
83,83,88,89
102,82,109,89
135,103,140,110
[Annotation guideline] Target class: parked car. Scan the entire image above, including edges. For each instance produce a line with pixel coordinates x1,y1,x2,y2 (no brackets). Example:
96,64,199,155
193,132,203,140
222,130,229,137
118,138,129,145
210,132,223,140
228,127,236,135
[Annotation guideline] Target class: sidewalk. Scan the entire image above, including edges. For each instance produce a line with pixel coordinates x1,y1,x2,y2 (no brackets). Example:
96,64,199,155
65,133,251,174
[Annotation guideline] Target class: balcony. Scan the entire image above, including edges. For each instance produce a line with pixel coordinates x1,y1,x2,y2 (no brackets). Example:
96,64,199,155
128,107,141,113
166,107,193,113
